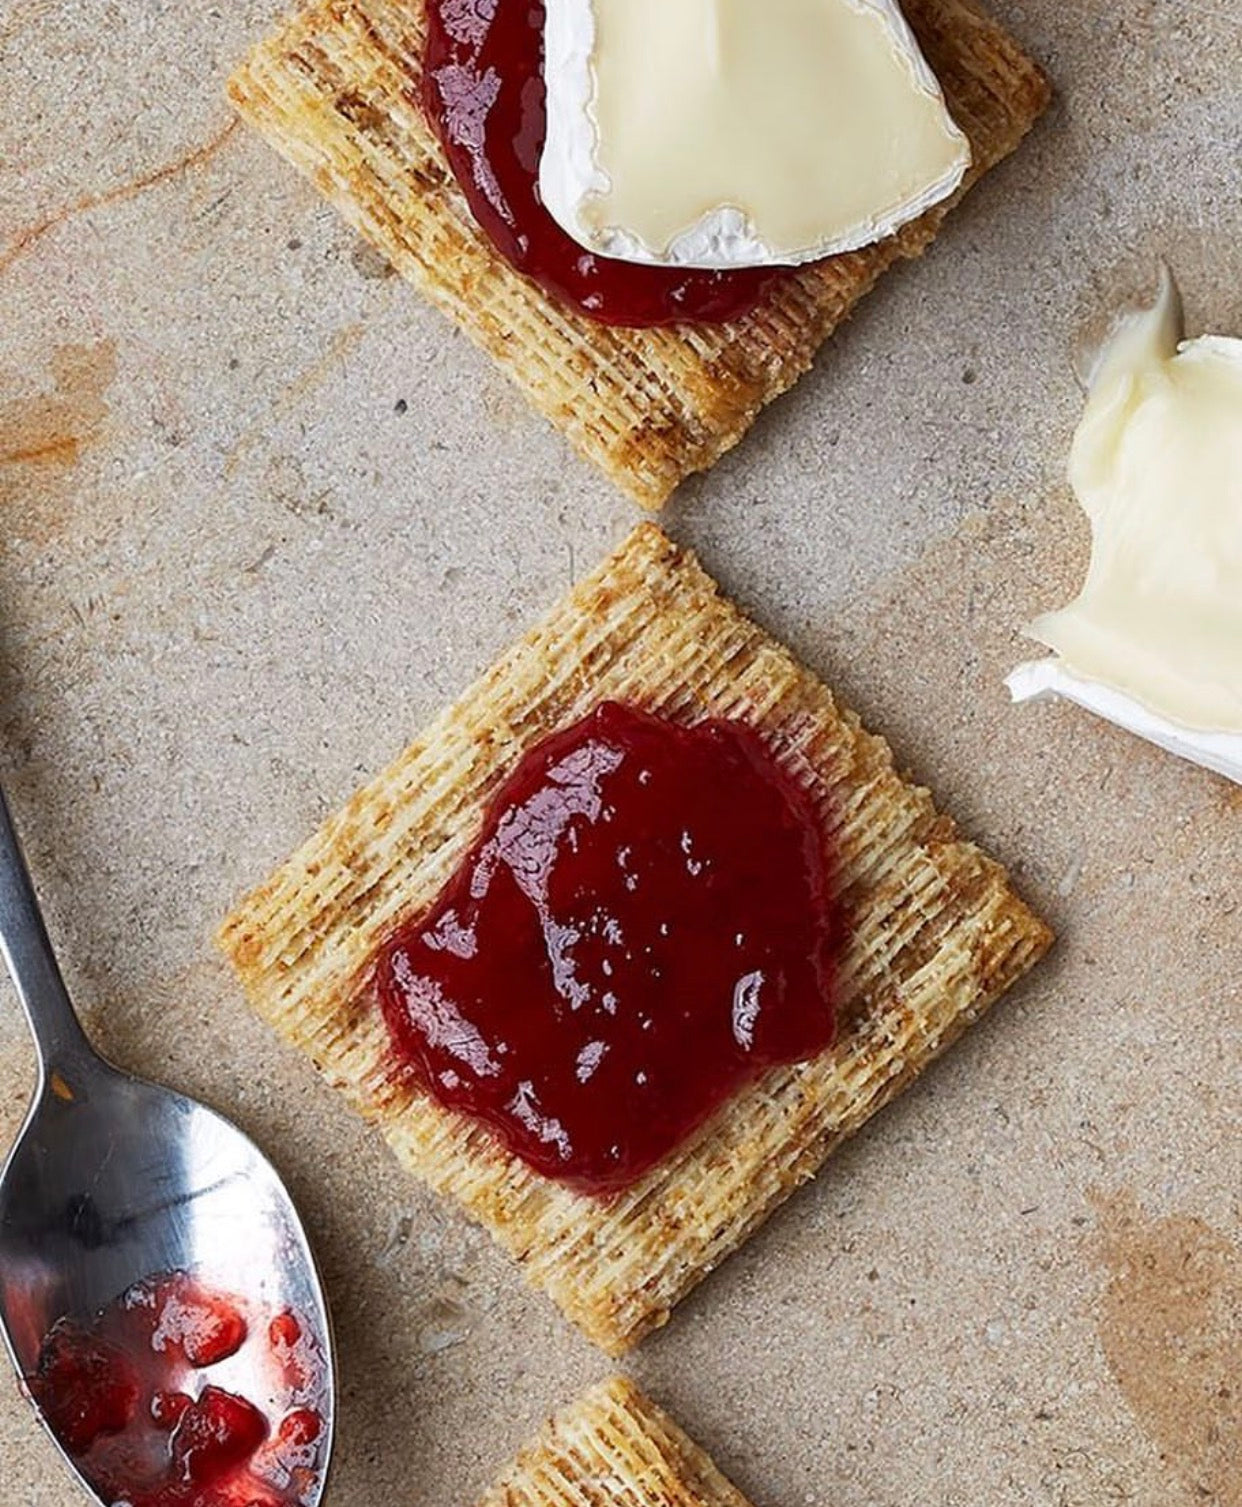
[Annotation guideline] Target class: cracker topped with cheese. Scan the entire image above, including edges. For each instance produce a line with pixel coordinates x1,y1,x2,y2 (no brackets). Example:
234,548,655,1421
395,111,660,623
227,0,1050,506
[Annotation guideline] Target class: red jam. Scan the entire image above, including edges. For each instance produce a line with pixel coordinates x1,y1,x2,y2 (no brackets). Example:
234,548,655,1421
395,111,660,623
378,701,840,1194
422,0,775,326
27,1273,326,1507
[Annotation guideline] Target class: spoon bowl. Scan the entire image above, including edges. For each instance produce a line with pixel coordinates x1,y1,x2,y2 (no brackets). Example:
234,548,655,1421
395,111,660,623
0,786,335,1504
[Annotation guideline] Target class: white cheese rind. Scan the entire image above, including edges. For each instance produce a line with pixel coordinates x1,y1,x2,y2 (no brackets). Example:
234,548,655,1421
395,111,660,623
540,0,971,270
1006,660,1242,787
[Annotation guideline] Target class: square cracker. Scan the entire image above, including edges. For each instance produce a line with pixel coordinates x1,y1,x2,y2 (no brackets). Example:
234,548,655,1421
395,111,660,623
227,0,1050,508
218,523,1052,1353
478,1377,753,1507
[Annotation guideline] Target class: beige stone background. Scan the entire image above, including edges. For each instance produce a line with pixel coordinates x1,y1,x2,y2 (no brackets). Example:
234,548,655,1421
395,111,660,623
1,0,1240,1503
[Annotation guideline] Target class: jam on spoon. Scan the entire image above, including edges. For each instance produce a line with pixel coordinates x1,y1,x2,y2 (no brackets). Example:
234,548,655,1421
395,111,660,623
377,701,842,1194
422,0,775,326
27,1272,325,1507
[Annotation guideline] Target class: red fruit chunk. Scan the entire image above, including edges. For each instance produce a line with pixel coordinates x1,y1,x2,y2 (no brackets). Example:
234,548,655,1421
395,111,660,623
170,1386,268,1485
152,1278,248,1368
268,1313,301,1349
183,1303,246,1368
30,1320,140,1455
278,1408,322,1447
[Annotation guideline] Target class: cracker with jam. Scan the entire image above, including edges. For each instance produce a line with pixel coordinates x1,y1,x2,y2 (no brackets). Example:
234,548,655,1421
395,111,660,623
218,525,1051,1354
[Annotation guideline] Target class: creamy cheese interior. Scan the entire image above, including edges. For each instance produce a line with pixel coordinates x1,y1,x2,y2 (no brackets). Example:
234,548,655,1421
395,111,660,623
540,0,971,269
1027,268,1242,735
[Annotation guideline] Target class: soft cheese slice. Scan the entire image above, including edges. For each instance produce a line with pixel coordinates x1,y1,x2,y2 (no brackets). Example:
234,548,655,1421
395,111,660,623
1006,660,1242,787
1011,267,1242,784
540,0,972,269
1027,269,1242,728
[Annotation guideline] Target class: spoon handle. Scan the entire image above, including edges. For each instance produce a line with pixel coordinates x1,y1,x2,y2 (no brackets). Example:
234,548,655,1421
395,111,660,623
0,784,91,1073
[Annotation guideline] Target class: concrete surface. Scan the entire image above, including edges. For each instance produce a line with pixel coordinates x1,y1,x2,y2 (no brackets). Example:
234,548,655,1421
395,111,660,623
1,1,1240,1504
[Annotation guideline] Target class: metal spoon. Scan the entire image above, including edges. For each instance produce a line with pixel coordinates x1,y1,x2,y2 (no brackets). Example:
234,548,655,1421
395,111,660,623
0,783,335,1503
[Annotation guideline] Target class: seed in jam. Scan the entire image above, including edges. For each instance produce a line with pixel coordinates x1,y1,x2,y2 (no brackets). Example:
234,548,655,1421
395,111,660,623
377,701,841,1193
422,0,775,327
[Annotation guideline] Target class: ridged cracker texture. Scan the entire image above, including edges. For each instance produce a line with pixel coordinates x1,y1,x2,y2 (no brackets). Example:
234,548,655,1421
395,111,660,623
218,524,1052,1353
227,0,1051,508
478,1377,753,1507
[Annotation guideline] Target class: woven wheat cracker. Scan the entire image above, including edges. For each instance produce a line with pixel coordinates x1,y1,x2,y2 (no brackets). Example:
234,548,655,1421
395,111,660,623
228,0,1050,506
478,1377,754,1507
218,524,1052,1353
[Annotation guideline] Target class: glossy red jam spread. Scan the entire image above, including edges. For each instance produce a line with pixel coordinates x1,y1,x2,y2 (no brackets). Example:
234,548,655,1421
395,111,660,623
377,701,840,1193
422,0,775,326
27,1272,326,1507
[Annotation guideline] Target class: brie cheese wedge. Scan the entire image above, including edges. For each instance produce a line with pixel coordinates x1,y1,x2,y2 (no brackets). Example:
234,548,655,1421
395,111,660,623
539,0,972,270
1010,267,1242,785
1006,660,1242,787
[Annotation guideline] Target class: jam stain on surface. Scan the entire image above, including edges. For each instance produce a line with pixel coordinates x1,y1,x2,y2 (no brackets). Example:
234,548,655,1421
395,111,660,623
27,1272,326,1507
0,339,119,548
422,0,774,326
0,341,117,471
1093,1190,1242,1506
377,701,841,1195
0,118,239,276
